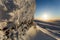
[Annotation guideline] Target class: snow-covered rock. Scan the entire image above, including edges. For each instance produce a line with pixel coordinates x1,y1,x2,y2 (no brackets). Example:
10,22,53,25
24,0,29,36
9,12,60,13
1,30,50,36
0,0,36,40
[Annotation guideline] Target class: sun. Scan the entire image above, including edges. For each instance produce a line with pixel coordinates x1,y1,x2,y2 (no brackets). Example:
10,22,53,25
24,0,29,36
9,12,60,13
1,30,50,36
42,14,48,20
41,14,50,21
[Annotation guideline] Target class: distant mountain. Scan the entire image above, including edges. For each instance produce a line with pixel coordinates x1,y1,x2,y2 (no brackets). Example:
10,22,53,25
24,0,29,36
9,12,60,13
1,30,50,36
53,20,60,23
53,20,60,26
34,20,60,26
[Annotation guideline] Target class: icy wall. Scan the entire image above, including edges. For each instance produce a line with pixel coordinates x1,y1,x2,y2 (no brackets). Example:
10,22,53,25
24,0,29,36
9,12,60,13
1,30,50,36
0,0,36,40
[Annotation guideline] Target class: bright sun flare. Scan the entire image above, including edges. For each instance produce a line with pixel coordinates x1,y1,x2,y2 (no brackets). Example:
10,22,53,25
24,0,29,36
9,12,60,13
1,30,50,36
41,14,50,21
42,14,48,20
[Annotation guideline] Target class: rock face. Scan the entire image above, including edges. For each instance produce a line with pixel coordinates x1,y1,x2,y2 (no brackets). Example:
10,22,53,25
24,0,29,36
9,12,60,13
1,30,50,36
0,0,35,40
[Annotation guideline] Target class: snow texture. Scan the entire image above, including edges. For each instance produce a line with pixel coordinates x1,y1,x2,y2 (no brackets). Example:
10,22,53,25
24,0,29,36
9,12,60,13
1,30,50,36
0,0,36,40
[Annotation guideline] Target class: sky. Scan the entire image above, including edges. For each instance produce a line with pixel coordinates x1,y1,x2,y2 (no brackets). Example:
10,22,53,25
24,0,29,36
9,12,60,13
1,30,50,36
35,0,60,20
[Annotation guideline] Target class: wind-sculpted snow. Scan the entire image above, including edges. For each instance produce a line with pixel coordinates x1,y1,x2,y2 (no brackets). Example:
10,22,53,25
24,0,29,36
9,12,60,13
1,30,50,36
0,0,36,40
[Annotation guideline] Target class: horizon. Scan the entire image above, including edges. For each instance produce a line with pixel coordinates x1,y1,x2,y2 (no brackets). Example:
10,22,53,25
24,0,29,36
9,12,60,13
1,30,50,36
35,0,60,22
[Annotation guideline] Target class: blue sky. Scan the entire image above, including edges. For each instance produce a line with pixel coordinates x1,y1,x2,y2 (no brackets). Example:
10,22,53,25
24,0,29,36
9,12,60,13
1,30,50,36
35,0,60,20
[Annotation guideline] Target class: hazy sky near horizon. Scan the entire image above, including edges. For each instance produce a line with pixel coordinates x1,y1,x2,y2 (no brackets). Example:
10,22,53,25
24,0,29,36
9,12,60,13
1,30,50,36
35,0,60,20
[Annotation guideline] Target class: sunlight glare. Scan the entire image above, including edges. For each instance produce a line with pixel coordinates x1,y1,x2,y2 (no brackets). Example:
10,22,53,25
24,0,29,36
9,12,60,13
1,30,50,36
41,12,50,21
